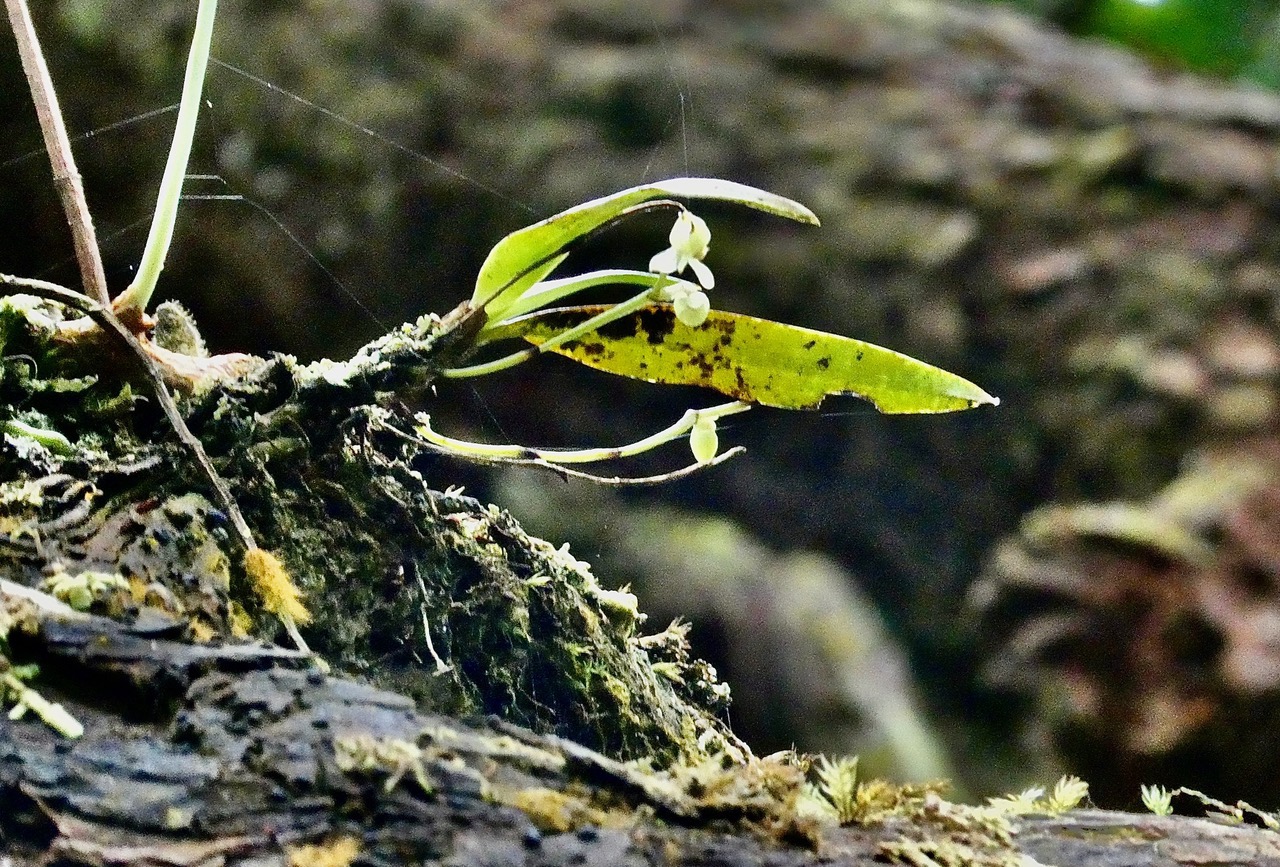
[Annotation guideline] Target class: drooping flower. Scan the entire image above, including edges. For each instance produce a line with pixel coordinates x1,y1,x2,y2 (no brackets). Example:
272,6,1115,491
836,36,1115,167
689,413,719,463
665,281,716,326
651,209,715,327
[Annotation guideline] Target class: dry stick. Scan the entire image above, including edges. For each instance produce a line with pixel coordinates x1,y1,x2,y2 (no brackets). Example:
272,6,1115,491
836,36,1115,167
0,273,310,652
3,0,110,306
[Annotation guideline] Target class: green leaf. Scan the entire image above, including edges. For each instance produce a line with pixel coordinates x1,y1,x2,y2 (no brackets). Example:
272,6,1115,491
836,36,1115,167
499,305,998,413
491,269,701,326
471,179,819,323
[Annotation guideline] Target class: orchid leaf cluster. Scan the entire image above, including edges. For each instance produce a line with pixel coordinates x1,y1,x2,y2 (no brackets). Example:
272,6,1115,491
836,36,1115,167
42,0,994,478
423,180,998,475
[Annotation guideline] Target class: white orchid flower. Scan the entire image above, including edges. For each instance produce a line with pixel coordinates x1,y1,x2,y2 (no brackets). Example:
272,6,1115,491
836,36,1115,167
670,285,711,328
650,209,715,290
651,209,715,327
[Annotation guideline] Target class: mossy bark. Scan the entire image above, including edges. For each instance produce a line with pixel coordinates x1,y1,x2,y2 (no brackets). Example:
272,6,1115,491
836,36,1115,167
6,608,1280,867
0,294,738,767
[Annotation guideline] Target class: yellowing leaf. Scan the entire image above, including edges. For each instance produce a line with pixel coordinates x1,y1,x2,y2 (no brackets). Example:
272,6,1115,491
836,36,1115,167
501,305,998,413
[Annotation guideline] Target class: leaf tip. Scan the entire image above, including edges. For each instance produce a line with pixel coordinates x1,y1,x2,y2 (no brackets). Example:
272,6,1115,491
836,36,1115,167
947,378,1000,412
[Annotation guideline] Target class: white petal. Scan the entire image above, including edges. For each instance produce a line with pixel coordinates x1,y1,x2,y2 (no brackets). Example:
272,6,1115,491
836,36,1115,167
662,282,691,301
649,247,679,274
685,213,712,258
689,258,715,290
669,211,694,247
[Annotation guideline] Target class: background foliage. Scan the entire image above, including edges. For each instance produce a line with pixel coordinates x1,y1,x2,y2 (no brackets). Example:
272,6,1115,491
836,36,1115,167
995,0,1280,86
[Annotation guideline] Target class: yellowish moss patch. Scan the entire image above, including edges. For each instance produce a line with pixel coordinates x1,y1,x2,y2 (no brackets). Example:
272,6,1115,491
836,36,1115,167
244,547,310,624
287,836,361,867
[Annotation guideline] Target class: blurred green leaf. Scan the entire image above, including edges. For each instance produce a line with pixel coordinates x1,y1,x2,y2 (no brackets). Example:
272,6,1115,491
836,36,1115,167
1076,0,1271,77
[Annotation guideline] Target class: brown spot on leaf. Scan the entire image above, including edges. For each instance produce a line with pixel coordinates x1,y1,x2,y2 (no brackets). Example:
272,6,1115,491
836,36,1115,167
632,306,679,345
817,357,831,369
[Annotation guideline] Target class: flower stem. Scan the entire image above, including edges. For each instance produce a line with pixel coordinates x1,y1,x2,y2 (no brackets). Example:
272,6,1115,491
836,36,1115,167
442,278,668,379
415,401,750,463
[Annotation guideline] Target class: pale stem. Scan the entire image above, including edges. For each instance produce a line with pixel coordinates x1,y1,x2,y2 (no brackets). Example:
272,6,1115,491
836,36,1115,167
486,269,701,326
112,0,218,315
416,401,751,464
442,278,670,379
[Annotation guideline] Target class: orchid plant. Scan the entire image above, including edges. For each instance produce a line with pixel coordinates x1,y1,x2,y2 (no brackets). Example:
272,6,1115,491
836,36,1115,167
66,0,995,477
2,0,999,703
412,178,996,474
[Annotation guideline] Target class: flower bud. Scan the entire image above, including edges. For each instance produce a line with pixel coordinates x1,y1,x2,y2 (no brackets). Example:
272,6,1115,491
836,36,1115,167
674,290,711,328
689,415,719,463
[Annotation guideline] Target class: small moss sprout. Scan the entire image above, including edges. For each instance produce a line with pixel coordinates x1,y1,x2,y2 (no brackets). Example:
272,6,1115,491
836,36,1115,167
244,547,311,651
1141,786,1280,828
41,566,128,611
986,775,1089,815
1141,784,1174,816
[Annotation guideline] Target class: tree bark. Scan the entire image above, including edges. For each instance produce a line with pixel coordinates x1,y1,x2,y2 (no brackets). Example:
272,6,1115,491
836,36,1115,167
6,607,1280,867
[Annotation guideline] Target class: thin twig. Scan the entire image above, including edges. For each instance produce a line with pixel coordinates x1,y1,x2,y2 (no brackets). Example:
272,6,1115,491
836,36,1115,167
3,0,110,305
